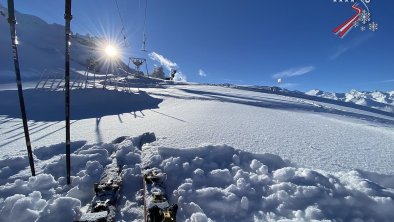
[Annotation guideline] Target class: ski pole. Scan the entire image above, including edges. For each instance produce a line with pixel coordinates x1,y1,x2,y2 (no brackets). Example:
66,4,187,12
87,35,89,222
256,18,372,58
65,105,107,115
64,0,72,185
7,0,36,176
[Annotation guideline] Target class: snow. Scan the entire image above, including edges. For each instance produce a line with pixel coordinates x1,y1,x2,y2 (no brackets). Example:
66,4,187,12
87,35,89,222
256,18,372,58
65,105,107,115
142,142,394,221
0,5,77,82
2,80,391,222
0,5,132,83
0,82,394,204
0,135,393,221
3,84,393,175
306,88,394,113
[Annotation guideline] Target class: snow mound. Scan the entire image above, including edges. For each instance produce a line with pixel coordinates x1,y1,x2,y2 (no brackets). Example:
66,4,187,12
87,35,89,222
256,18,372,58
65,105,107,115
0,141,115,220
0,155,29,184
1,134,394,221
144,144,394,221
0,134,150,221
306,89,394,113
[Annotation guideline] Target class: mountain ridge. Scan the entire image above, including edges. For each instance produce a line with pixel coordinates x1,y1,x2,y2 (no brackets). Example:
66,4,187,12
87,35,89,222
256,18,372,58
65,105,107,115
306,89,394,113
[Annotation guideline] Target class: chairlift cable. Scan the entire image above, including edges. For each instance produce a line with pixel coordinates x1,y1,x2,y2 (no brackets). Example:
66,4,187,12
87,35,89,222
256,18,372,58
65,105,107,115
142,0,148,51
6,0,36,177
114,0,128,46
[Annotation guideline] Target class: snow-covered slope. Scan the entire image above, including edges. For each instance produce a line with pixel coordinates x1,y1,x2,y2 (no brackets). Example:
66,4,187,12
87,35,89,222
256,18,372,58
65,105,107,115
307,89,394,113
0,4,130,83
1,4,71,81
1,80,394,221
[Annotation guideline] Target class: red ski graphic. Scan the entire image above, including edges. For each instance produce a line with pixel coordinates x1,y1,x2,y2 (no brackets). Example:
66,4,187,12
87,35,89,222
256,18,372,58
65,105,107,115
333,4,363,38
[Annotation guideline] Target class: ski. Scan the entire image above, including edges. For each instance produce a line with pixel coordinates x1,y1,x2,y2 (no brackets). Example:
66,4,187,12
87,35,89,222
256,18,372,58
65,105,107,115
77,133,177,221
77,154,122,222
143,168,178,222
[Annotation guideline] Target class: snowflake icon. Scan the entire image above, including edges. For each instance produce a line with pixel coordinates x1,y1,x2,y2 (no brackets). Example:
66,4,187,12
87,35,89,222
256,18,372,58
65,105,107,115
353,21,359,28
358,10,371,25
360,26,366,32
369,22,378,31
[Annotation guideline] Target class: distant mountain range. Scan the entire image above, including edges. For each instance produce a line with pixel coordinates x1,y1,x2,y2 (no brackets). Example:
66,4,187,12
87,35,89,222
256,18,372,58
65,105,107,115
306,89,394,113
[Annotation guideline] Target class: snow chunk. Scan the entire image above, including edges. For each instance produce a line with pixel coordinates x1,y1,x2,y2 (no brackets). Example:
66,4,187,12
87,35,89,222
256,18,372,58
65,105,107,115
240,196,249,210
36,197,81,222
0,174,57,198
186,212,213,222
273,167,296,182
208,169,232,186
0,191,46,222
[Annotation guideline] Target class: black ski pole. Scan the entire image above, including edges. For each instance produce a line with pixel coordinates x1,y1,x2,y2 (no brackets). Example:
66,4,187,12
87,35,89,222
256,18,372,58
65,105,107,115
7,0,35,176
64,0,72,185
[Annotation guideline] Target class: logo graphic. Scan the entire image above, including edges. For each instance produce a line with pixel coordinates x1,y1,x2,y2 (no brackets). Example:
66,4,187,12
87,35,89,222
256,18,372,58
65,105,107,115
333,0,378,38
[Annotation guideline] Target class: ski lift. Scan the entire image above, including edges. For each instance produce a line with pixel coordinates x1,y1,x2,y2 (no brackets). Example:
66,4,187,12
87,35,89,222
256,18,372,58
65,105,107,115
141,33,147,52
133,58,144,71
141,0,148,52
128,57,149,77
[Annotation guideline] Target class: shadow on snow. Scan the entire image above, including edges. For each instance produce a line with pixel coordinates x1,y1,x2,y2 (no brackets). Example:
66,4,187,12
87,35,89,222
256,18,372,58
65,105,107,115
178,88,394,125
0,88,163,121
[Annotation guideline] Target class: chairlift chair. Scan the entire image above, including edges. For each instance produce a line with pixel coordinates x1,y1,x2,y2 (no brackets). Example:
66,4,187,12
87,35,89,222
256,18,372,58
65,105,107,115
128,57,148,77
133,58,144,71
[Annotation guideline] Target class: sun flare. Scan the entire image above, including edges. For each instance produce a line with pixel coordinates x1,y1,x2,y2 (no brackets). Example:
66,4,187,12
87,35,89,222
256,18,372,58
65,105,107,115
104,44,118,57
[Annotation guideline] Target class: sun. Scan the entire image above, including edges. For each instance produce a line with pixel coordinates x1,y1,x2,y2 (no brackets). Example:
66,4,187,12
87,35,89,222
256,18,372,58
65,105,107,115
104,44,118,58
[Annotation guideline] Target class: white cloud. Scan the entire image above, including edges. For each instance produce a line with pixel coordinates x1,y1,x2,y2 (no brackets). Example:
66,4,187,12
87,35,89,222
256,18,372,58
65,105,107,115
148,52,178,71
329,34,373,60
375,79,394,84
174,71,187,82
148,51,188,82
198,69,207,77
272,66,315,79
330,46,350,60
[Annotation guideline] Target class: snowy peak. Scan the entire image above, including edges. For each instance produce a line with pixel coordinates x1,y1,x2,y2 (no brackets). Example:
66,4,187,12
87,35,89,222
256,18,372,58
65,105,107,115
306,89,394,113
306,89,323,96
306,89,344,101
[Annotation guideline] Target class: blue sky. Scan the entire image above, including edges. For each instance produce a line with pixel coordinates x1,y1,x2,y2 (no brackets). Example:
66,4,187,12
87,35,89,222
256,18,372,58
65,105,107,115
7,0,394,92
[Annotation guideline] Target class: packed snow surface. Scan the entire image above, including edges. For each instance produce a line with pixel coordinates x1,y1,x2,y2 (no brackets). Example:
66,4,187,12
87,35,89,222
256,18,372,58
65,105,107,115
1,83,393,175
0,81,394,221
